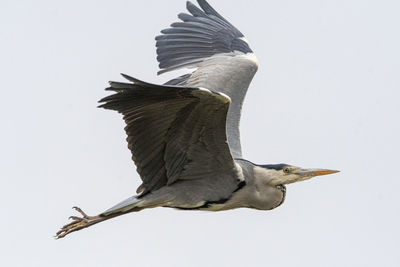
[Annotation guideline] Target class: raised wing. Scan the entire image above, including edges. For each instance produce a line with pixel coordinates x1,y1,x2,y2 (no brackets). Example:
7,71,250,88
156,0,258,159
156,0,253,75
99,74,240,195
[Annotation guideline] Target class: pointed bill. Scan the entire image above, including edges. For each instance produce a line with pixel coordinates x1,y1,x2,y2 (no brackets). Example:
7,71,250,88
300,168,340,177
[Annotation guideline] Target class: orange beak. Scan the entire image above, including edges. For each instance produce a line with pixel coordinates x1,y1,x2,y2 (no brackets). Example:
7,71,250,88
299,168,340,177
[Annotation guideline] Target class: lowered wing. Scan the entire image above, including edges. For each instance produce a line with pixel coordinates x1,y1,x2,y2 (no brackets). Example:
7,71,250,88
99,74,242,196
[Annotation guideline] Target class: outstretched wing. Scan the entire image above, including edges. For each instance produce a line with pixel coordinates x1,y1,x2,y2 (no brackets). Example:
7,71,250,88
99,74,241,195
156,0,258,158
156,0,253,75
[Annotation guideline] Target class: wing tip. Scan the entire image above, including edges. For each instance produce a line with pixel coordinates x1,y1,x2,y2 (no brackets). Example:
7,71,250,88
120,73,135,82
119,73,150,87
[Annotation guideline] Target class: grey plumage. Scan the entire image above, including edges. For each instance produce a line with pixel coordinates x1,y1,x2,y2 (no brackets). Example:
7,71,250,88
156,0,252,74
56,0,339,239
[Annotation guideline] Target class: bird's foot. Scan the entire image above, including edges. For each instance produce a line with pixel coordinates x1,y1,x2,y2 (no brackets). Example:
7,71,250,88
55,207,103,239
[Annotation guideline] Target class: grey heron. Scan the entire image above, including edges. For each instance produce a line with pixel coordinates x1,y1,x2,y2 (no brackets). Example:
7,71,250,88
56,0,339,239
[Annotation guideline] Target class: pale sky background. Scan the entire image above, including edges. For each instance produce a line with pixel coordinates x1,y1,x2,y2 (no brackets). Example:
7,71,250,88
1,0,399,266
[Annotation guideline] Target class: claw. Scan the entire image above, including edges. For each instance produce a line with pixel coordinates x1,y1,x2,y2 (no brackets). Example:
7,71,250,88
55,207,105,239
72,206,89,218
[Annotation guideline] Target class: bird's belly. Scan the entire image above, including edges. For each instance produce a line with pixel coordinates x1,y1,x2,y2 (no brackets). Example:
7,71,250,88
197,202,241,211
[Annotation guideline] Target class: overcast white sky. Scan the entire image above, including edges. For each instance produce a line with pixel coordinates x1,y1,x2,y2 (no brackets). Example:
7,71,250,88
1,0,399,266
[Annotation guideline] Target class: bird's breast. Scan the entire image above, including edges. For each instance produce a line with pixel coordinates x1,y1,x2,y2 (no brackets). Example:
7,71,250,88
225,182,286,211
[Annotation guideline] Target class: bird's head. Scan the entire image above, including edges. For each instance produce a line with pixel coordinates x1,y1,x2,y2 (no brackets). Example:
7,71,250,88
257,164,340,186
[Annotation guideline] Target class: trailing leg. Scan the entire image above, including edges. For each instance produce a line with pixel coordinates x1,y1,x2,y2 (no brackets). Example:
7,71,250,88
55,194,169,239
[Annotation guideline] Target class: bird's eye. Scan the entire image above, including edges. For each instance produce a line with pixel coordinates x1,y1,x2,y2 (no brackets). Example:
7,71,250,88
283,167,290,174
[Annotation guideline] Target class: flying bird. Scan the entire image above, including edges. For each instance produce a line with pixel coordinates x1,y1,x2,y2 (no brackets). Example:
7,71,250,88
56,0,339,239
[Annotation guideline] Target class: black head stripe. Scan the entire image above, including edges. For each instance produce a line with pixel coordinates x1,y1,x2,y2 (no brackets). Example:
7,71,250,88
258,164,290,171
234,159,290,171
